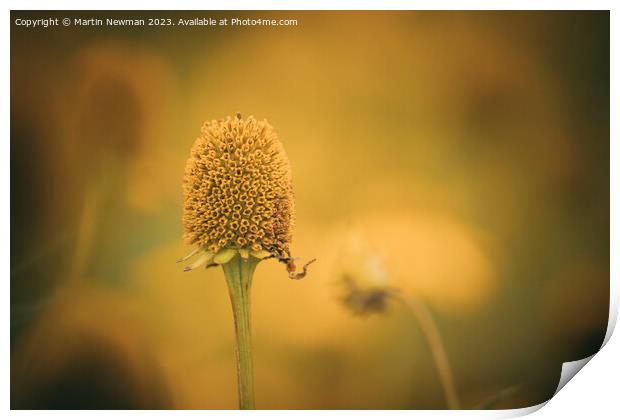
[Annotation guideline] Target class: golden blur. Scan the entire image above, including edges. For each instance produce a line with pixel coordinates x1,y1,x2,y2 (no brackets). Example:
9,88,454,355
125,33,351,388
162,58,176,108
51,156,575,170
11,11,609,409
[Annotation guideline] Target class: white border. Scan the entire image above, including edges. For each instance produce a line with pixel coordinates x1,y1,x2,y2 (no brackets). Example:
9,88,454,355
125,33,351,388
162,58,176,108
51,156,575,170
3,2,617,420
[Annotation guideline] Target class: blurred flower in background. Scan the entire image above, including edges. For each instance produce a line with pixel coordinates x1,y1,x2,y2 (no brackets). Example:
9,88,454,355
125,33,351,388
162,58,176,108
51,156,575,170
335,224,462,408
338,229,393,315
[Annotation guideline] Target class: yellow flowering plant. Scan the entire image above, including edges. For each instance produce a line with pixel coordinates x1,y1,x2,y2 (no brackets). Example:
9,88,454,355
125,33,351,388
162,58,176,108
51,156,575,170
178,114,314,409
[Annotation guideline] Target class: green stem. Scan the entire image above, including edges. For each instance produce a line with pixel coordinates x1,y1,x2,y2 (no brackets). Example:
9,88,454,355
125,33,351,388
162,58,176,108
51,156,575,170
391,292,460,409
222,254,259,410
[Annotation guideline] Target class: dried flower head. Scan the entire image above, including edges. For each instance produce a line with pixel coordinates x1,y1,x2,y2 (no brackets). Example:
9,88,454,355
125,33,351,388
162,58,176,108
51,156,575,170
338,230,394,315
179,114,313,277
341,256,393,315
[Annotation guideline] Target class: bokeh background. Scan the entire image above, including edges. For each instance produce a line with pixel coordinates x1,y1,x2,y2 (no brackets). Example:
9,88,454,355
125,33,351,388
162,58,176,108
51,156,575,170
10,11,609,409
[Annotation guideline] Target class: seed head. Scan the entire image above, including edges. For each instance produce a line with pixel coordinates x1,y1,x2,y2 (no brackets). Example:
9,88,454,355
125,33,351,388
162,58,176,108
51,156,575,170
338,230,393,315
180,114,294,267
341,257,393,316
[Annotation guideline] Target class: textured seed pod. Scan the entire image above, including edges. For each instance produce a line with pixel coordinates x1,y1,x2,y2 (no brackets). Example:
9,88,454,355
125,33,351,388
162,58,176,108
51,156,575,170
181,114,294,264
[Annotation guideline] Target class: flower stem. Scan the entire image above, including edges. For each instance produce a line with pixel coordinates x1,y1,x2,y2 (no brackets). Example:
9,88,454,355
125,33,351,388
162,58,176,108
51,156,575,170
222,254,259,410
391,292,460,409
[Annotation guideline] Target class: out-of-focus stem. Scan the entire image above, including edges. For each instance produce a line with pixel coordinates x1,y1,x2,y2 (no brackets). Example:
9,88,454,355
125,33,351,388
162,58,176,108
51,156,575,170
391,292,460,409
222,254,259,409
